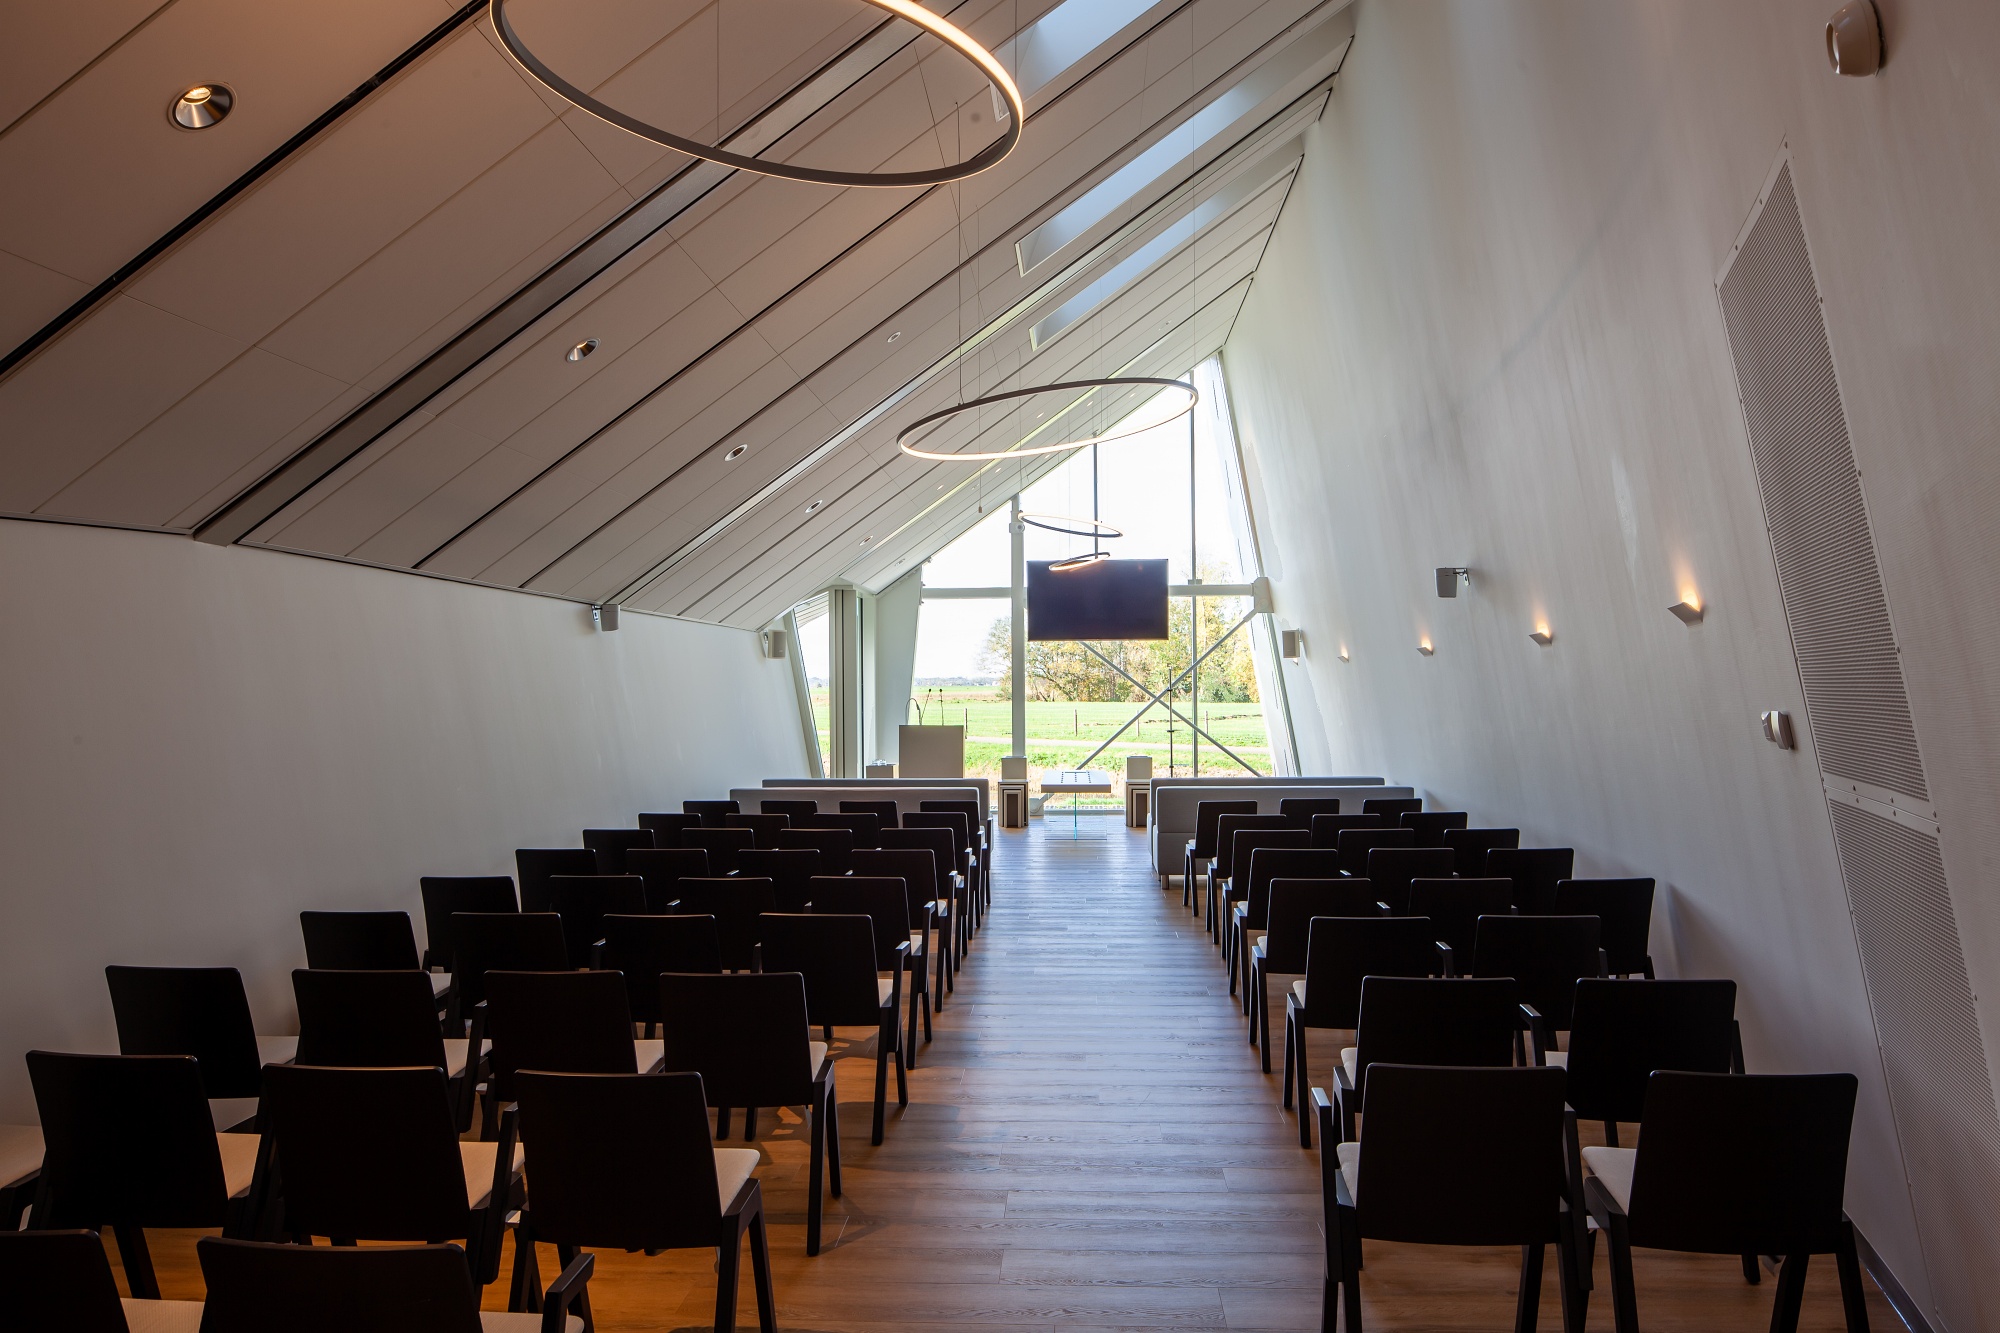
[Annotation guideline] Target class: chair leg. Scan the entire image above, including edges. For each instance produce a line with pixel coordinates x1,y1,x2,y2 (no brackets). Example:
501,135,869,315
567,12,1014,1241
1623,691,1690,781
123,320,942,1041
1340,1210,1364,1333
1605,1216,1640,1333
826,1082,843,1197
922,982,934,1040
749,1202,778,1333
1296,1036,1313,1148
1556,1213,1588,1333
112,1224,160,1300
555,1241,591,1333
1514,1242,1545,1333
906,973,921,1069
1604,1121,1620,1149
1259,973,1275,1073
1249,958,1261,1045
1743,1253,1763,1283
714,1222,743,1333
716,1106,733,1140
508,1215,542,1312
892,1019,909,1106
1771,1254,1810,1333
806,1090,826,1256
1282,1008,1297,1109
872,1040,889,1145
744,1107,759,1140
1834,1220,1871,1333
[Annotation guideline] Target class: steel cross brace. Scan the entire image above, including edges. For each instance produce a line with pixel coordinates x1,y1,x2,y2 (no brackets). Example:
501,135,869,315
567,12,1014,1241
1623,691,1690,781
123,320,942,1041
1073,610,1261,773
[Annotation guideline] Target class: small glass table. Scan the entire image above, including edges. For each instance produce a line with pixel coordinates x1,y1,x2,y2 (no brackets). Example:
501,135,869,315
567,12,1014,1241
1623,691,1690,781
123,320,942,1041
1040,769,1112,838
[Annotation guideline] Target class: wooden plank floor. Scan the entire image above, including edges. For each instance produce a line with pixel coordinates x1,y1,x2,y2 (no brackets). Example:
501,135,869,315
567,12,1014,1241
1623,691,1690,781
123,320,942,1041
137,815,1902,1330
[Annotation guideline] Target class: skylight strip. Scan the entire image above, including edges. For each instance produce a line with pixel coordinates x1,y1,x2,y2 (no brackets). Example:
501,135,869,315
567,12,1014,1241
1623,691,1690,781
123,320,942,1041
1011,0,1161,97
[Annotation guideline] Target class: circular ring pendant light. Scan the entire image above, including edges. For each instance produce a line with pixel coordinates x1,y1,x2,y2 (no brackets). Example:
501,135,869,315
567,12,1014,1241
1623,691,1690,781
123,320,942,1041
1018,512,1122,539
896,377,1196,461
489,0,1024,188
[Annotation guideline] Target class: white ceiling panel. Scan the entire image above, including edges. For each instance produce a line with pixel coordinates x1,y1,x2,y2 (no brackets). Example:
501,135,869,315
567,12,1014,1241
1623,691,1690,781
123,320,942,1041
0,0,168,130
0,249,89,351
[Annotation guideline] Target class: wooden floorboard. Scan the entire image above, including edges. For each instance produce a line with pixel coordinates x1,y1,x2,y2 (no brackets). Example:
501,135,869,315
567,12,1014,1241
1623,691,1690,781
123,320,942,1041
134,815,1902,1330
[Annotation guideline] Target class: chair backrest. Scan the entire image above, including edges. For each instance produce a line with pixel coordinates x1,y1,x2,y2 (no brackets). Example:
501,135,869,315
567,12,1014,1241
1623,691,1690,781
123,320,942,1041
513,848,597,913
657,972,816,1107
1300,917,1438,1028
419,877,518,970
0,1229,131,1333
601,915,721,1022
1442,827,1520,876
1262,880,1385,974
1277,797,1345,826
682,799,740,827
1552,878,1656,975
104,965,263,1100
1351,976,1521,1098
810,877,911,968
1565,979,1737,1124
1355,1065,1568,1246
1470,914,1601,1029
581,828,655,875
671,878,776,971
637,812,701,846
1485,846,1576,913
722,812,790,848
548,874,647,965
851,847,939,923
1361,796,1423,822
1308,812,1384,848
680,828,754,876
758,914,884,1026
1401,809,1469,845
776,827,853,875
1224,831,1310,895
27,1052,228,1229
300,911,421,971
483,970,640,1106
1213,814,1292,877
1335,827,1415,876
903,812,970,872
881,827,957,888
917,800,980,837
448,913,567,1009
1408,878,1513,955
737,847,824,912
803,812,882,847
623,847,712,913
195,1237,484,1333
261,1064,471,1245
1242,849,1345,925
1626,1072,1858,1255
1364,846,1457,915
760,798,818,818
840,799,901,828
1192,799,1259,858
516,1071,726,1252
293,970,447,1069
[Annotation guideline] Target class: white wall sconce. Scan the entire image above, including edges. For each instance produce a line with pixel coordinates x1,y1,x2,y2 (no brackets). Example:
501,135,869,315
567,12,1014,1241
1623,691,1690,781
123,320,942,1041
1281,628,1305,661
1436,567,1471,598
592,603,620,631
1417,638,1435,657
1668,596,1705,625
1826,0,1882,76
1337,646,1350,663
1529,625,1553,646
1761,710,1796,750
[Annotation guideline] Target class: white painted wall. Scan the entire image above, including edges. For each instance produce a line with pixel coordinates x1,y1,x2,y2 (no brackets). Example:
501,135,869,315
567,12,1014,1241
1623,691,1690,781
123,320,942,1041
1223,1,2000,1322
0,518,805,1120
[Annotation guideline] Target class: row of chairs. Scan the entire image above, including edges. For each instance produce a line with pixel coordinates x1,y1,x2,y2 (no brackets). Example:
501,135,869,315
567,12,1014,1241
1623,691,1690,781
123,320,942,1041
1174,796,1870,1332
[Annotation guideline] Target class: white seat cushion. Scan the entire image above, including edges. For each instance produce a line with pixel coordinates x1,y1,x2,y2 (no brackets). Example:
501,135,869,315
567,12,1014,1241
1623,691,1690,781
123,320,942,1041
0,1123,44,1189
1336,1141,1360,1200
877,978,894,1005
431,972,453,1000
1251,932,1267,954
1581,1145,1636,1211
209,1098,260,1133
809,1041,830,1075
908,930,927,955
1543,1049,1568,1069
634,1038,665,1072
1292,980,1307,1007
715,1147,759,1207
483,1314,583,1332
121,1299,204,1333
215,1133,260,1199
440,1038,491,1079
459,1140,525,1208
256,1035,298,1066
1340,1047,1358,1086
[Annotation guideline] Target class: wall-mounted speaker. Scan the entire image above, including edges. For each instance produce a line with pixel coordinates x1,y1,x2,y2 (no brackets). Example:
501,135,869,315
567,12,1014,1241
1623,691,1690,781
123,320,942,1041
761,629,789,659
1280,628,1305,661
593,603,620,631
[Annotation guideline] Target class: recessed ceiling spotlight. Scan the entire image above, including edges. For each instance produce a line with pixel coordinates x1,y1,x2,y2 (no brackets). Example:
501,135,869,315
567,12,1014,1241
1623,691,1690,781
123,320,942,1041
566,338,598,362
804,499,824,514
171,84,232,130
886,331,901,344
725,444,747,461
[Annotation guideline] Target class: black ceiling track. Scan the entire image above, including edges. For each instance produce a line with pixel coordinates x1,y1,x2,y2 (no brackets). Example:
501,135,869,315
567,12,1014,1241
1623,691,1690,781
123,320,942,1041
0,0,488,384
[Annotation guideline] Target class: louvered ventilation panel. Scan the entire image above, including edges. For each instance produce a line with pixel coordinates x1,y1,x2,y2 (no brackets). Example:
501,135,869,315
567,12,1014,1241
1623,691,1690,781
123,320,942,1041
1721,160,2000,1332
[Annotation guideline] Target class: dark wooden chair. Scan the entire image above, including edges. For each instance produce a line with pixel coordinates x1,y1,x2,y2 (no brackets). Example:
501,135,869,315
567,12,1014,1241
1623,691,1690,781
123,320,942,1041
1361,796,1423,822
739,847,824,912
1209,814,1295,929
682,828,755,877
1562,979,1739,1147
1409,877,1514,957
759,913,906,1145
1443,826,1520,876
1313,1064,1582,1333
919,800,987,907
419,876,518,972
514,848,597,913
624,846,712,913
1231,848,1345,1000
840,798,902,828
0,1227,203,1331
672,877,776,972
760,798,818,819
582,827,655,874
850,847,942,1036
683,799,740,827
1249,879,1387,1069
1184,798,1256,907
658,972,838,1255
1553,879,1657,976
448,912,567,1011
812,874,928,1065
724,813,791,848
1362,846,1456,915
25,1052,264,1297
881,826,965,981
904,811,976,931
1278,797,1345,825
1213,823,1309,949
803,812,882,848
104,966,291,1129
481,970,664,1137
1486,846,1577,914
1330,975,1522,1141
1401,809,1469,845
514,1072,773,1332
777,826,853,875
601,913,722,1034
1582,1072,1868,1333
300,910,449,1012
1334,826,1414,876
292,968,484,1131
1283,917,1438,1145
638,811,702,846
547,875,646,969
1466,914,1604,1052
1308,812,1385,849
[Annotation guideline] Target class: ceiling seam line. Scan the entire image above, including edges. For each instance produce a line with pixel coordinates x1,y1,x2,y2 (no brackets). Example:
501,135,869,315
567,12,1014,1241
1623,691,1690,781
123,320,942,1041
0,0,181,140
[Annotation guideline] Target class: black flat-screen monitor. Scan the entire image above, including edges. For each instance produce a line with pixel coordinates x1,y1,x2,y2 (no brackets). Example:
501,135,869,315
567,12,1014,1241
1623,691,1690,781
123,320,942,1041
1027,558,1169,641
